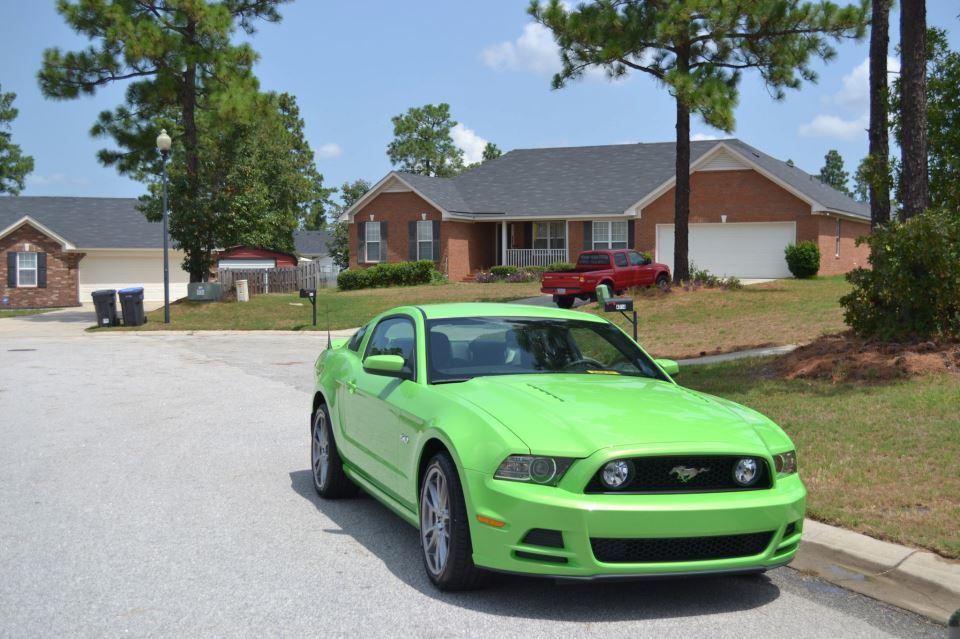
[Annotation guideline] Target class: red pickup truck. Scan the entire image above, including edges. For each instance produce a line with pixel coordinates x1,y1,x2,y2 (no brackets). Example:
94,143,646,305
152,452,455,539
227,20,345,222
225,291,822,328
541,249,671,308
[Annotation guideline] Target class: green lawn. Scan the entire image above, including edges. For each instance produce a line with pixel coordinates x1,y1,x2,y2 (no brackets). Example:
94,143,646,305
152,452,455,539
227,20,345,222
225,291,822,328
682,357,960,558
588,276,852,359
0,308,62,318
108,281,543,331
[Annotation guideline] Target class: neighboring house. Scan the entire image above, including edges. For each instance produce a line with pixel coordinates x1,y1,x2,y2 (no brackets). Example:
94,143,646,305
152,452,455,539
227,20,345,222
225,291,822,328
293,229,339,273
215,246,298,270
0,197,189,309
340,139,871,281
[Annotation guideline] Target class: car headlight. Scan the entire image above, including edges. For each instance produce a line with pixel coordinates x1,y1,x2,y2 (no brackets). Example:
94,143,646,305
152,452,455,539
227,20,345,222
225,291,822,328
494,455,574,486
774,451,798,476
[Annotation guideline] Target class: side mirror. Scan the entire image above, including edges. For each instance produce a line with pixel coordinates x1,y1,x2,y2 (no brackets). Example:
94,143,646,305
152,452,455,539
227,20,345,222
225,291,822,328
363,354,411,380
655,358,680,377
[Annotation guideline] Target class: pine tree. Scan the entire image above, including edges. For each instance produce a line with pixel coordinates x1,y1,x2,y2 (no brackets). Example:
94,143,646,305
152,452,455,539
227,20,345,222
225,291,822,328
0,85,34,195
818,149,852,195
387,103,464,177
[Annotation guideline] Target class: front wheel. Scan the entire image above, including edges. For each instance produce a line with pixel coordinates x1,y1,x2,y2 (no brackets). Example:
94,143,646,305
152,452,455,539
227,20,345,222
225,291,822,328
420,453,487,590
311,404,356,498
555,295,575,309
655,273,670,290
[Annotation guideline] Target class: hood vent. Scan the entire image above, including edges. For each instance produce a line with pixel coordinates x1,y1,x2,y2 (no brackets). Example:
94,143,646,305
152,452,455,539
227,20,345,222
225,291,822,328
525,383,565,402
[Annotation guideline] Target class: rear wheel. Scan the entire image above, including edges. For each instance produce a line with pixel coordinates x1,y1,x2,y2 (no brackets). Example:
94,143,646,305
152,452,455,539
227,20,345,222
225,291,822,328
311,404,356,498
555,295,575,309
419,453,487,590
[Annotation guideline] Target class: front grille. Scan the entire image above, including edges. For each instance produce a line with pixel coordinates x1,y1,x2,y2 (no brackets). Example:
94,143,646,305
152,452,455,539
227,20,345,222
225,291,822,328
585,455,772,494
591,531,775,563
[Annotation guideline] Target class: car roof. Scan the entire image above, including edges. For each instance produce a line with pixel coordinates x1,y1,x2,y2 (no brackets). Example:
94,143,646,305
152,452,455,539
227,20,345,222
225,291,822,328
409,302,608,322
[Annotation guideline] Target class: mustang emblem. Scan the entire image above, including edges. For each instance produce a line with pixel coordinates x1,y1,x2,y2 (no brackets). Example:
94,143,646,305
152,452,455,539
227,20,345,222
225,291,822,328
670,465,710,483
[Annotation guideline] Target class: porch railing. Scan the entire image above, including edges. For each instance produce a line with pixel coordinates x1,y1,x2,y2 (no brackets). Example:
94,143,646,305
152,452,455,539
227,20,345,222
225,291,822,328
504,248,568,267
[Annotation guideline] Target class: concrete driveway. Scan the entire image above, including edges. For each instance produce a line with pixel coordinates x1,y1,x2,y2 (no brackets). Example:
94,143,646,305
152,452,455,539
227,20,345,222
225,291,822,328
0,329,943,638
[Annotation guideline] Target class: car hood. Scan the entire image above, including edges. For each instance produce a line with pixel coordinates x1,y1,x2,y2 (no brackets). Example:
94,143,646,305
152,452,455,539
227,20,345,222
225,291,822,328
442,374,775,457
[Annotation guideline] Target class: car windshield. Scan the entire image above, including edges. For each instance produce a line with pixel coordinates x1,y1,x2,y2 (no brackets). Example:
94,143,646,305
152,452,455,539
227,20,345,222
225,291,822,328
426,317,667,384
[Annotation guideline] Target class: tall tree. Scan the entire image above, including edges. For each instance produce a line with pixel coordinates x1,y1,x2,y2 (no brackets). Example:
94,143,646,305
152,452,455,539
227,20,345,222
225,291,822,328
867,0,891,227
38,0,286,280
818,149,852,194
482,142,502,162
387,103,464,177
0,85,34,195
853,156,871,202
898,0,928,218
324,179,372,267
531,0,868,282
338,178,372,211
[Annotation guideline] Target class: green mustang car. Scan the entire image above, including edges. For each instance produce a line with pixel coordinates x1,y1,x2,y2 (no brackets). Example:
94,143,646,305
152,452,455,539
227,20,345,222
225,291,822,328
310,303,805,590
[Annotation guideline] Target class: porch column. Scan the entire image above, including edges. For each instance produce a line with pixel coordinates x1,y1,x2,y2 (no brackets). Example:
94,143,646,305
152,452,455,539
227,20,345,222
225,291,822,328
500,221,507,266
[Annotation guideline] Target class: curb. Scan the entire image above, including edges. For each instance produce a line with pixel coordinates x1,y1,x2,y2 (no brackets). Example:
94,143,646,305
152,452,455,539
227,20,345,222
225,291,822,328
677,344,798,366
794,519,960,624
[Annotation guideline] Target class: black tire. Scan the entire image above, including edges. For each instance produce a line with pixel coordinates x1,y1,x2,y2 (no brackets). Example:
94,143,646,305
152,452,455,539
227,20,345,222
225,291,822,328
655,273,670,290
419,452,488,591
311,404,357,498
555,295,575,309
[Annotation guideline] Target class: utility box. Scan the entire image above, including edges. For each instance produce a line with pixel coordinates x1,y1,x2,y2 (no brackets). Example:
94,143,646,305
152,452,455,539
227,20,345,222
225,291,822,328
236,280,249,302
188,282,223,302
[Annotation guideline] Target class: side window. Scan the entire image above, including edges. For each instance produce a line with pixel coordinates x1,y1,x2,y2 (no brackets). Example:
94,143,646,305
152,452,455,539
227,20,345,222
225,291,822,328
347,323,369,352
614,252,628,267
365,316,416,374
629,251,648,266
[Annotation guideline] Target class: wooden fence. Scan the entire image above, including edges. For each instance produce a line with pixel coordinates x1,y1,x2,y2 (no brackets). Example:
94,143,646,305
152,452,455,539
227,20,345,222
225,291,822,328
218,259,339,297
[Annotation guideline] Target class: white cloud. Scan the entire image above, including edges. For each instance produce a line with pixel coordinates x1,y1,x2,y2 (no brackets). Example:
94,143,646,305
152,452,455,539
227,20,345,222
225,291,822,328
798,114,868,141
316,143,342,160
827,56,901,111
691,132,720,141
26,173,89,186
451,123,489,165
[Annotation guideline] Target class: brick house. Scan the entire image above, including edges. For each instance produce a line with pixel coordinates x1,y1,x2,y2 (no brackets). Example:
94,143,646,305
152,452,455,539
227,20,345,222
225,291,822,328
0,197,190,309
340,139,871,281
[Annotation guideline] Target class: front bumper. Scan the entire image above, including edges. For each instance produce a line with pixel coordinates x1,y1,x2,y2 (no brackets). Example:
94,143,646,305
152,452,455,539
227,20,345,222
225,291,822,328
463,464,806,578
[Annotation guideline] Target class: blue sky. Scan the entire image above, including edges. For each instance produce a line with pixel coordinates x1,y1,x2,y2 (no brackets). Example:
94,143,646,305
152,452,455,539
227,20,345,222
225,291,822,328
1,1,958,202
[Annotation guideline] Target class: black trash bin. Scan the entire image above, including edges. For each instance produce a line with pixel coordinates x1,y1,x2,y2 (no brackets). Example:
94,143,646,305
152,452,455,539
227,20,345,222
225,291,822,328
91,289,119,327
118,287,146,327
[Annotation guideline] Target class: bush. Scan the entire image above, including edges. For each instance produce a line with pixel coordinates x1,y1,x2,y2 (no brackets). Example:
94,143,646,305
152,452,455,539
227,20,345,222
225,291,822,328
546,261,576,272
506,270,539,283
490,265,518,279
841,208,960,340
784,240,821,278
522,265,547,274
474,271,498,283
337,260,437,291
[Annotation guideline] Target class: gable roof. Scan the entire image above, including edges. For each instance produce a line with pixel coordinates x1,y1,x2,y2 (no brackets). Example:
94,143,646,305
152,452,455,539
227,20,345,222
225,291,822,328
346,138,869,221
0,197,169,249
293,230,333,256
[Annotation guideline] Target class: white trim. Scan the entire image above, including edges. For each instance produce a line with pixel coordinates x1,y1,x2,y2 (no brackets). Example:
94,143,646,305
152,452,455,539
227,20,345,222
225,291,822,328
0,215,77,250
339,172,448,222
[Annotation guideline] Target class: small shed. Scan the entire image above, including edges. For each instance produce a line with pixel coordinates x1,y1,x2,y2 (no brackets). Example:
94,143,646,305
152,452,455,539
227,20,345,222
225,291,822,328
216,246,298,270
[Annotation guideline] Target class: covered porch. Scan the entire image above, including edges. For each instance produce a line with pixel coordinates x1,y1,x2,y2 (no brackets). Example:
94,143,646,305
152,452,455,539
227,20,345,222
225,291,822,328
494,220,569,268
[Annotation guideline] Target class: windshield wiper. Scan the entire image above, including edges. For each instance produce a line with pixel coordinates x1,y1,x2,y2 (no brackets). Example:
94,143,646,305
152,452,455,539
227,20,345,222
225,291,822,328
432,378,473,384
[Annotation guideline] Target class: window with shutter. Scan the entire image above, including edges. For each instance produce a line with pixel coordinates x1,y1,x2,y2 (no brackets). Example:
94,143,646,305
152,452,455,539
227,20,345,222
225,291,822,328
416,220,433,260
17,252,38,287
365,222,381,262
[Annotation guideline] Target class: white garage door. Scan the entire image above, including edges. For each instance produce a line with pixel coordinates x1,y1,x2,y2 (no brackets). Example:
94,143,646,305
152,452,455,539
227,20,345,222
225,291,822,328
656,222,796,279
79,250,190,303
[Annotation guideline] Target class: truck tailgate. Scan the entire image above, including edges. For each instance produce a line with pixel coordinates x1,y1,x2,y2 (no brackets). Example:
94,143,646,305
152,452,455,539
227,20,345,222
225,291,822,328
542,273,583,289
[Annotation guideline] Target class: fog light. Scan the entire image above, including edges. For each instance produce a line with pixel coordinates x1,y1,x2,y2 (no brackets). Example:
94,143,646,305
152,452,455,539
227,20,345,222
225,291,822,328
733,458,760,486
601,459,634,489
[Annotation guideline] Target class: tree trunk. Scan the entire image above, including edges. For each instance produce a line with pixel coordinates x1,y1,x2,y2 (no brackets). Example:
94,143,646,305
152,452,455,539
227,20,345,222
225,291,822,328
181,20,206,282
673,96,691,284
899,0,928,219
868,0,891,228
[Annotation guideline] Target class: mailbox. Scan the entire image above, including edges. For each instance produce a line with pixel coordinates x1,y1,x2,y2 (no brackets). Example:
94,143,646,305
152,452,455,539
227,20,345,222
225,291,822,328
299,288,316,299
603,298,634,313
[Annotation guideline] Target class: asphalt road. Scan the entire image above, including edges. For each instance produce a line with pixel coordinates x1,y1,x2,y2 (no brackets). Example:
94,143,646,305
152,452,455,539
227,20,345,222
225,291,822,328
0,329,944,638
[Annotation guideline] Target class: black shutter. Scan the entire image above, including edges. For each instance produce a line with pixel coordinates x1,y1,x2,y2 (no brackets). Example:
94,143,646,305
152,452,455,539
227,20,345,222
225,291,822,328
627,219,636,249
6,252,16,288
380,222,388,262
37,253,48,288
583,221,592,250
523,222,533,249
432,220,440,262
408,222,417,261
357,222,366,264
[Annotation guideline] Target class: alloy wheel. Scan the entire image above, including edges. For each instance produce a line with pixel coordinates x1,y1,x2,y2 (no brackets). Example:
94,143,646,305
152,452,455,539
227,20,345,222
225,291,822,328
420,466,451,576
312,411,330,489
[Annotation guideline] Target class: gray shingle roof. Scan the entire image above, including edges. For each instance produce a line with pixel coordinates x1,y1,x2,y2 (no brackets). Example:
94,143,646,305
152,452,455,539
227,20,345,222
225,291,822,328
391,138,869,220
293,230,333,256
0,196,169,248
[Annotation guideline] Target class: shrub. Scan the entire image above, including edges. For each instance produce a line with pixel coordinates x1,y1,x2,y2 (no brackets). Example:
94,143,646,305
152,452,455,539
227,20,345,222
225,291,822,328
784,240,821,278
522,265,547,274
841,208,960,340
722,276,743,290
337,260,437,291
490,265,518,279
474,271,498,283
506,270,539,283
546,261,576,272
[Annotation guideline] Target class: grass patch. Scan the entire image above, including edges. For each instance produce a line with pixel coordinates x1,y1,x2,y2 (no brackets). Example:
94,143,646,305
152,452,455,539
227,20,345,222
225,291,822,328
103,281,542,331
681,357,960,558
0,308,62,318
579,276,851,359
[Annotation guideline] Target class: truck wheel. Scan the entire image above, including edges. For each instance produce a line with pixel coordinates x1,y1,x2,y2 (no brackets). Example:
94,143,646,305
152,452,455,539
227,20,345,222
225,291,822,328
555,295,575,309
656,273,670,290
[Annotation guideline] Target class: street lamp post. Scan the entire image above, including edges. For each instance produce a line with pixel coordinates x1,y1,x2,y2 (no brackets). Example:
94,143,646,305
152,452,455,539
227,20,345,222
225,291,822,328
156,129,172,324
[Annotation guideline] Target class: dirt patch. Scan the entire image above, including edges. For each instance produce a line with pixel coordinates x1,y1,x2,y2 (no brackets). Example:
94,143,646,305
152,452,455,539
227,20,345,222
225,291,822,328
777,332,960,383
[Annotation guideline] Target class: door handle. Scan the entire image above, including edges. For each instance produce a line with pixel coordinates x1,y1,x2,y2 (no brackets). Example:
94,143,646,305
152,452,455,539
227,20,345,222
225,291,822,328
346,380,357,394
